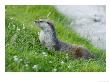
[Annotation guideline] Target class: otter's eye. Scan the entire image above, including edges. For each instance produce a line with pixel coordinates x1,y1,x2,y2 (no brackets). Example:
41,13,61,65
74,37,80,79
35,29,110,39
47,22,53,27
39,21,43,23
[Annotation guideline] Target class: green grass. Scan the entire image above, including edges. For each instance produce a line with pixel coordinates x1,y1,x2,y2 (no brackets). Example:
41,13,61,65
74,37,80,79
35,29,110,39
5,5,106,72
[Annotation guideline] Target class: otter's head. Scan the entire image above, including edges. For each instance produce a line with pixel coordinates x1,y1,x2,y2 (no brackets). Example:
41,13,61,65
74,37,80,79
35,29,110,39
34,19,54,30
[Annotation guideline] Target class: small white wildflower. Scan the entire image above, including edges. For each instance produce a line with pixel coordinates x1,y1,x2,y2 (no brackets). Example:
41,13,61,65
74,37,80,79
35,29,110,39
61,61,64,65
65,53,69,59
42,52,46,55
14,57,19,62
6,44,9,47
10,17,14,20
17,28,20,31
13,25,16,27
23,26,25,29
66,53,68,56
49,61,52,63
42,52,48,57
67,65,71,68
13,55,17,59
13,56,19,62
52,68,57,72
25,64,28,67
66,56,69,59
32,65,38,69
19,59,23,61
44,54,48,57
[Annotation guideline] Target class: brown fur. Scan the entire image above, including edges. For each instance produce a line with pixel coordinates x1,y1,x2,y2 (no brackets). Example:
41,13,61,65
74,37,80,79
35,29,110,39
35,19,92,59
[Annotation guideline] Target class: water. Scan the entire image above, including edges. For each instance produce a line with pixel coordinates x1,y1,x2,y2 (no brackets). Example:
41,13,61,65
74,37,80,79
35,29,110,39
55,5,106,50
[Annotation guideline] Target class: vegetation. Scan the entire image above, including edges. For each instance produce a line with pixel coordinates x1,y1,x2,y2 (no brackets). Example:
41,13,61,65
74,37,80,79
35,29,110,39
5,5,106,72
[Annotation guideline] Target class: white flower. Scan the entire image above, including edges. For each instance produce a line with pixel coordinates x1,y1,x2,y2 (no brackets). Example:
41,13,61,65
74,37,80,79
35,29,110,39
19,59,23,61
66,53,68,56
67,65,71,68
42,52,48,57
65,53,69,59
61,61,64,65
13,56,19,62
14,57,19,62
32,65,38,69
52,68,57,72
17,28,20,31
25,64,28,67
66,56,69,59
13,56,23,63
13,56,17,58
6,44,9,47
13,25,16,27
42,52,46,55
10,17,14,20
23,27,25,29
44,54,48,57
49,61,52,63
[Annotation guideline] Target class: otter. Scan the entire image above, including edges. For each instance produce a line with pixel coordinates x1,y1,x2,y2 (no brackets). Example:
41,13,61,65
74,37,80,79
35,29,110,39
34,19,91,59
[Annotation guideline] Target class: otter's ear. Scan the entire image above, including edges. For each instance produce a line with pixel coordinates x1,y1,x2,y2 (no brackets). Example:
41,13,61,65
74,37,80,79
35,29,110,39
47,21,53,25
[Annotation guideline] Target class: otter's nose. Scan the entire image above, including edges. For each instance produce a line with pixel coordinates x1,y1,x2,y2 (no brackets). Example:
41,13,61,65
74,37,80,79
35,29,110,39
34,20,39,23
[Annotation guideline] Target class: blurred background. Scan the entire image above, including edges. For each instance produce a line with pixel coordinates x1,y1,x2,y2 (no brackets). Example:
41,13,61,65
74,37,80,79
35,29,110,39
55,5,106,50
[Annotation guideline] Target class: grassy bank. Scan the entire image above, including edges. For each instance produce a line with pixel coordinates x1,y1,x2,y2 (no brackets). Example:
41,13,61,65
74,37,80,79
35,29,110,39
5,5,106,72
